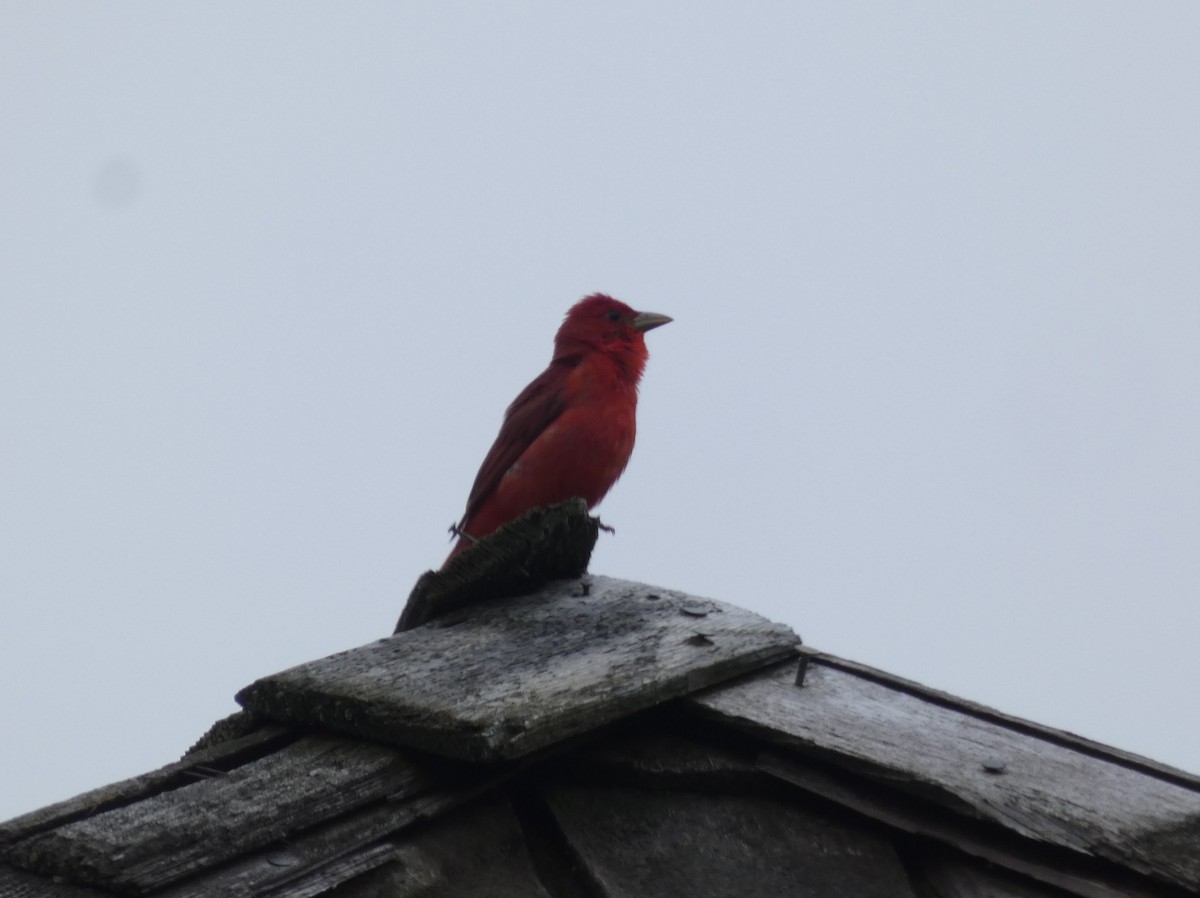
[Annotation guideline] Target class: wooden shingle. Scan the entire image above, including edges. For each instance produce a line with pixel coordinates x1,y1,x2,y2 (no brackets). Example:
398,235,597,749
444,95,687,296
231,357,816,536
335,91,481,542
541,785,918,898
2,511,1196,898
237,575,801,761
692,653,1200,895
6,737,435,894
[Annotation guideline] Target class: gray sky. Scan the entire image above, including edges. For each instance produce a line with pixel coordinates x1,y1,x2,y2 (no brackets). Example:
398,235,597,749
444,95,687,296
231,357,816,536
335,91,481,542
3,3,1199,820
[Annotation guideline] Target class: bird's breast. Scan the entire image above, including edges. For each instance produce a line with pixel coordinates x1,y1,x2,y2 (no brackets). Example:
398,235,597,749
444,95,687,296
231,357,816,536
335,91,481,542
502,361,639,508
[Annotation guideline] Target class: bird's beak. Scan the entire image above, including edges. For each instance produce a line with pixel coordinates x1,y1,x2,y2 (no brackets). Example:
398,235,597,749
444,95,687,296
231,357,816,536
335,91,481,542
631,311,673,333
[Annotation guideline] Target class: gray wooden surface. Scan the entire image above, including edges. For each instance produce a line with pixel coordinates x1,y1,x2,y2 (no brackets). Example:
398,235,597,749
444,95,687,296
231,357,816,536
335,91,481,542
542,785,918,898
6,736,434,894
324,799,553,898
0,865,111,898
915,851,1083,898
568,723,760,789
7,567,1194,898
153,779,498,898
239,575,800,761
797,649,1200,791
692,658,1200,894
756,751,1153,898
397,498,599,631
0,726,291,848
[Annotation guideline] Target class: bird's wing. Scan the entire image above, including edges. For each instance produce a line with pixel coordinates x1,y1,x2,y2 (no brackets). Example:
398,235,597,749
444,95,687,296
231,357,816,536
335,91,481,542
459,358,573,529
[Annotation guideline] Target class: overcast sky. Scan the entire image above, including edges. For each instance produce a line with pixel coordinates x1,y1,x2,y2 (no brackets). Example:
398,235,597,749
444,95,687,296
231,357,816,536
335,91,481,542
3,3,1199,821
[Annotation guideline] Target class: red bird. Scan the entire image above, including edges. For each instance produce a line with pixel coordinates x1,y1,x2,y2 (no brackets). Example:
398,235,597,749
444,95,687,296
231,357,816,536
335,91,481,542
445,294,671,564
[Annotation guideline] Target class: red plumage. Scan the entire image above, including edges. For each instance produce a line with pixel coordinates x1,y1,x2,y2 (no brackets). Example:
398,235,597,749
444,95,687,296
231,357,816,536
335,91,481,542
445,293,671,564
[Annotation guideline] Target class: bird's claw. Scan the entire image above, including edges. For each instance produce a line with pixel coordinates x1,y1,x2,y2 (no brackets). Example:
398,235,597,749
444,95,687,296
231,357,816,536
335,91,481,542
596,518,616,535
447,522,478,544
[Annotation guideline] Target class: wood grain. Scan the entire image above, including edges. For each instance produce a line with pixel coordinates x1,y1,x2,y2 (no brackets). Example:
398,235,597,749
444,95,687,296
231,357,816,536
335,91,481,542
0,726,292,846
692,659,1200,893
542,785,918,898
0,865,111,898
7,736,434,894
324,798,552,898
396,498,598,631
240,576,800,762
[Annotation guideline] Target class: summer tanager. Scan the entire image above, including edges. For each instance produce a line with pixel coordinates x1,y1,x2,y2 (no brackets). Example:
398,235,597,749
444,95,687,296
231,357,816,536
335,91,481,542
445,293,671,564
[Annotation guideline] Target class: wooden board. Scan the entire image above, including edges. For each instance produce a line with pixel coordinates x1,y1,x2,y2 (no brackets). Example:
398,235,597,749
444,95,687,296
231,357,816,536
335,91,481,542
567,724,760,788
0,865,111,898
797,649,1200,791
691,658,1200,894
756,752,1156,898
541,785,918,898
238,576,800,762
6,736,435,894
0,726,291,846
153,775,503,898
326,798,553,898
396,498,599,632
913,850,1084,898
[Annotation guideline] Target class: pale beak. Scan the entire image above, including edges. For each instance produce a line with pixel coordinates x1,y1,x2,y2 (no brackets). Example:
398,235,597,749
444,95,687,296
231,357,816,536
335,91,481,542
631,311,673,333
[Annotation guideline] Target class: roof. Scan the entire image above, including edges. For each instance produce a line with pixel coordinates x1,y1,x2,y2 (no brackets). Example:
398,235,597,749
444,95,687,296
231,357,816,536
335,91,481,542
3,502,1198,898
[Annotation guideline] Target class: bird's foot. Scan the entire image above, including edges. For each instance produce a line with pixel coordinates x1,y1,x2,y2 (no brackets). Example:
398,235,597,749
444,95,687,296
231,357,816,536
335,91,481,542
596,518,616,535
447,522,478,544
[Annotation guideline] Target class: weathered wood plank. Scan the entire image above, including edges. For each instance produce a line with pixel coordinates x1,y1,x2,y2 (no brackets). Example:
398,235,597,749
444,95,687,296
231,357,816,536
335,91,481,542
184,710,276,759
7,736,435,894
0,727,292,845
913,849,1096,898
691,659,1200,893
756,752,1158,898
560,719,760,790
321,799,553,898
245,844,398,898
801,649,1200,792
154,774,504,898
541,785,919,898
238,576,800,762
157,768,508,897
0,865,112,898
396,499,599,632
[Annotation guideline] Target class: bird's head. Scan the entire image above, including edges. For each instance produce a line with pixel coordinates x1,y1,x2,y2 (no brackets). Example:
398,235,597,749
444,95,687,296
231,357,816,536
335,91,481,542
553,294,672,377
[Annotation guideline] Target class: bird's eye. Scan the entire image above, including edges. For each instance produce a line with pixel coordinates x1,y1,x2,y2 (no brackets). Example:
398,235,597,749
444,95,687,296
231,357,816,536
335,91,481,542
605,310,622,323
